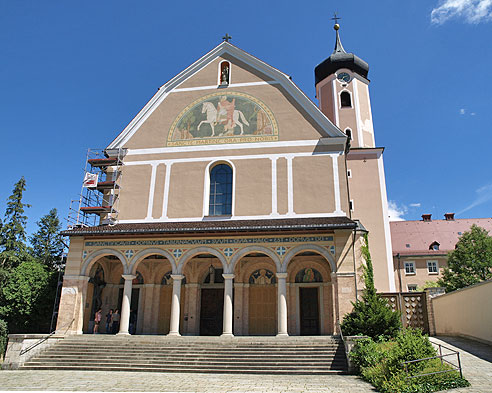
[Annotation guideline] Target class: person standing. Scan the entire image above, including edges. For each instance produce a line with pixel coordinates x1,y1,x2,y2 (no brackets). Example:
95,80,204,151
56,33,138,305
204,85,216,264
105,309,113,334
129,309,137,335
93,308,102,334
112,309,120,334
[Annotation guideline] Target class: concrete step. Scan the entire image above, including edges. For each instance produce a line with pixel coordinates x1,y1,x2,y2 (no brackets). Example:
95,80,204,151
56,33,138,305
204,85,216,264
21,365,347,375
47,346,340,353
36,352,341,361
21,335,348,375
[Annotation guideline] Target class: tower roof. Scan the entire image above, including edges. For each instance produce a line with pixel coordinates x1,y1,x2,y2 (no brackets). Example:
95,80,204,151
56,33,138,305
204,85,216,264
315,24,369,85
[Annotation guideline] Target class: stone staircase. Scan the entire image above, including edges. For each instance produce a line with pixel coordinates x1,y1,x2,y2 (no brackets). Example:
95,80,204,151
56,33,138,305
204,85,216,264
21,335,348,374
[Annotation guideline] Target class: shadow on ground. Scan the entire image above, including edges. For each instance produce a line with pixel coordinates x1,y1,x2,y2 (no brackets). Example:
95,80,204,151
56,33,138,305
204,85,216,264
435,336,492,363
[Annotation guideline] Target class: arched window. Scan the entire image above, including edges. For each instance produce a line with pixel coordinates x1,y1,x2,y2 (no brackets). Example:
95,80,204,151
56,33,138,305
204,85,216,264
340,91,352,108
209,164,232,216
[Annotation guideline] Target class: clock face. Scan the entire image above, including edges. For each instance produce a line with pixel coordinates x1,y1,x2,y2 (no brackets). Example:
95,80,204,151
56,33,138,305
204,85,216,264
337,72,351,83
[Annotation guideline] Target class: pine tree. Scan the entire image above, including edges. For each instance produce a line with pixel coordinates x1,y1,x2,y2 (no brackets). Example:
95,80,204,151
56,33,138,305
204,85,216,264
341,233,401,338
438,225,492,292
0,177,31,269
30,208,64,270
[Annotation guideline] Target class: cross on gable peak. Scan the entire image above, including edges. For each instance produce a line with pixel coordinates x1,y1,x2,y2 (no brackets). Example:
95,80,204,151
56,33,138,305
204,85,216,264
222,33,232,42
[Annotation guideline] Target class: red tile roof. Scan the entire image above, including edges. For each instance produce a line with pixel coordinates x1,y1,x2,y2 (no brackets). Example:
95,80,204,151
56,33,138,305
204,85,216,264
390,218,492,256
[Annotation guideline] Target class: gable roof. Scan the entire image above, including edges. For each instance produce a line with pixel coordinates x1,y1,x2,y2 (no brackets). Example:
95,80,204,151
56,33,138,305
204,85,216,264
390,217,492,256
107,41,346,150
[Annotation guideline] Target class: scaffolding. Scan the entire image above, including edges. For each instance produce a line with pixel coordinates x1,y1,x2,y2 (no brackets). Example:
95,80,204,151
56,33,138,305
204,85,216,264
66,148,125,229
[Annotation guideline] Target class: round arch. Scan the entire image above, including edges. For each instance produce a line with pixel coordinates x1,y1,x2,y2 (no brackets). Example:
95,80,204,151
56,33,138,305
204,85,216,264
177,247,228,274
282,244,336,273
230,246,282,273
81,248,126,276
128,248,176,275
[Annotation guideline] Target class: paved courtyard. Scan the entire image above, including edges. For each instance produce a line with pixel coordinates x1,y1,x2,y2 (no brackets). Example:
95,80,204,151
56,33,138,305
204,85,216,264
0,336,490,392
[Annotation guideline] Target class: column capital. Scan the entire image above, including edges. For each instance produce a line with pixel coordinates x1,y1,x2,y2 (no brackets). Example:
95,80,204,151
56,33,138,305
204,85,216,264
171,274,184,281
222,273,235,280
122,274,136,281
276,272,288,279
330,272,338,279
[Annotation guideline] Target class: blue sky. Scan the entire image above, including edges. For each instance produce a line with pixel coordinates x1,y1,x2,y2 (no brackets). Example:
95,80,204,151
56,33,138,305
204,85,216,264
1,0,491,236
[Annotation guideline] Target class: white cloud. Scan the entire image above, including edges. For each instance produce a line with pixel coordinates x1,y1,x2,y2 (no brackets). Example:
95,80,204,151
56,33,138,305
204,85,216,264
409,203,421,207
458,183,492,214
471,112,476,115
460,108,466,115
388,201,407,221
431,0,492,24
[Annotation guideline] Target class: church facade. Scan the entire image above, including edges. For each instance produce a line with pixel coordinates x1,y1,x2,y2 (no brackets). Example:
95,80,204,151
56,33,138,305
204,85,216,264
58,25,395,337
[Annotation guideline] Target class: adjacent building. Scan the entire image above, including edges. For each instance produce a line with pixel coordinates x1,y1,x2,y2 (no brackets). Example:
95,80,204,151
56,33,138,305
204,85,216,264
391,214,492,291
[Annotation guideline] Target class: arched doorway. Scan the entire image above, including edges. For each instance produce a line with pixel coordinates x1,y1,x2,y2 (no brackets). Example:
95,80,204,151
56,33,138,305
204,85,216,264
231,248,280,336
200,265,225,336
286,250,334,335
295,268,323,335
248,269,276,335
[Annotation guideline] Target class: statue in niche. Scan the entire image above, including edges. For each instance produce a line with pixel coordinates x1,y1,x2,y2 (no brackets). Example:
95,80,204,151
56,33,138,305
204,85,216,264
221,64,229,85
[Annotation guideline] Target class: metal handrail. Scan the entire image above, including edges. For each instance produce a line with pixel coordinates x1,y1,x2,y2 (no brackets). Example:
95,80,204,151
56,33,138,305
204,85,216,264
402,342,463,379
19,318,75,356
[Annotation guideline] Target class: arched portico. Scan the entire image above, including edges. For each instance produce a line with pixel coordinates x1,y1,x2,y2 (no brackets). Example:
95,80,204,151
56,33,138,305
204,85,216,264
285,248,336,335
81,248,126,276
232,249,279,336
282,244,336,273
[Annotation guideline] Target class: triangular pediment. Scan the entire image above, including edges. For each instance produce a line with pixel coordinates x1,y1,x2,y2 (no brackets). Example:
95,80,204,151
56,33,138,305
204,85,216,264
107,42,345,150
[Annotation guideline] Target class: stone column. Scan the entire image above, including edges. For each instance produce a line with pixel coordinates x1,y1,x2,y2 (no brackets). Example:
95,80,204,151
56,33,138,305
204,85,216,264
276,272,288,337
222,274,235,337
331,272,340,335
118,274,135,335
168,274,184,336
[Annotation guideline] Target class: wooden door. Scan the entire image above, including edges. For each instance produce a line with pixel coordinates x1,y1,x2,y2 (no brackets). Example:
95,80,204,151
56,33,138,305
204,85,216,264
300,287,320,335
158,286,172,334
249,286,276,335
200,288,224,336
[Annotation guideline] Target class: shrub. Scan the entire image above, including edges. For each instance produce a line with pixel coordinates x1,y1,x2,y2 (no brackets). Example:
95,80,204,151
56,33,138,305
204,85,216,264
0,319,8,358
350,328,470,393
350,337,392,373
341,233,401,338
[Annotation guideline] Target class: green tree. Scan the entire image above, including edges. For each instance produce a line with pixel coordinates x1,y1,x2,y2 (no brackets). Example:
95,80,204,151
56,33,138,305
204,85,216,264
30,208,64,270
438,225,492,292
0,260,56,333
341,233,401,338
0,177,31,269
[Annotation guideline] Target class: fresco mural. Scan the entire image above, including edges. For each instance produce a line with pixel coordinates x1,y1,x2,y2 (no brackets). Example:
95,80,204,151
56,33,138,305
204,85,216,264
168,92,278,146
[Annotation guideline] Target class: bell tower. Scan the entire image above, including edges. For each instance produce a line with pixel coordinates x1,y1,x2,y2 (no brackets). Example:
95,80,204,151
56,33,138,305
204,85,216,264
315,22,374,148
315,21,396,292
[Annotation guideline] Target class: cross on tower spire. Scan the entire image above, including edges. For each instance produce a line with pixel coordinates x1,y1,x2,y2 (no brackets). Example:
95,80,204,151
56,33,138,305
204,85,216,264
222,33,232,42
331,12,341,25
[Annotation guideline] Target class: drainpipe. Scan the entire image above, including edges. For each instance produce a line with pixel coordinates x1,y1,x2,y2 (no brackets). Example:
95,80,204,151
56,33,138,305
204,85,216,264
396,253,405,327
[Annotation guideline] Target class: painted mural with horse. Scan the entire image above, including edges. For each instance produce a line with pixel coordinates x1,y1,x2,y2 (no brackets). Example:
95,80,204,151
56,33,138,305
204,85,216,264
168,91,278,146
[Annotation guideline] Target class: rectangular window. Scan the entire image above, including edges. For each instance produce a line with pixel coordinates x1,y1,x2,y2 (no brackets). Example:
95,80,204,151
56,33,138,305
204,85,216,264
404,261,415,275
407,284,417,292
347,169,352,178
349,200,354,212
427,260,439,274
